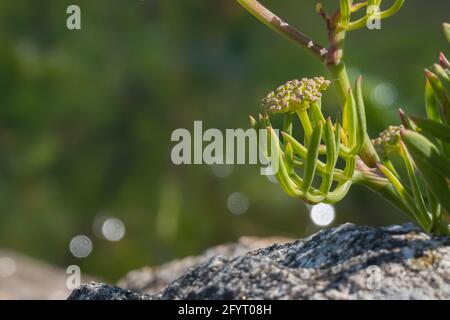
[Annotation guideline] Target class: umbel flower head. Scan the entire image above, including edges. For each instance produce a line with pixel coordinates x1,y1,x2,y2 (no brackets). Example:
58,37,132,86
372,125,404,158
262,77,331,113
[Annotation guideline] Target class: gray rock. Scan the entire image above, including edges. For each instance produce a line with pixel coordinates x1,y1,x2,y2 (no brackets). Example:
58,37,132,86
118,236,292,294
69,223,450,300
67,282,151,300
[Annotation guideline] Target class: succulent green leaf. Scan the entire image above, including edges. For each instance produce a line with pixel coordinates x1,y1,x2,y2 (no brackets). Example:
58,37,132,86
283,113,293,136
320,118,338,194
434,63,450,82
281,132,308,159
335,122,342,156
427,187,442,222
297,109,313,145
440,52,450,69
343,157,356,179
302,121,323,193
344,89,357,147
425,69,450,123
287,135,348,183
267,128,301,197
354,76,367,154
399,142,429,224
285,142,294,175
433,64,450,94
249,115,257,129
310,101,326,128
444,23,450,43
412,156,450,216
383,159,402,180
327,118,339,166
401,129,450,178
323,181,353,204
425,80,442,123
413,117,450,144
399,109,416,130
377,163,429,229
380,0,405,19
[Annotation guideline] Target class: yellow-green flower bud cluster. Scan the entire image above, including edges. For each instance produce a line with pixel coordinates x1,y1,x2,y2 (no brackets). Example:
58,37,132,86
372,125,404,158
262,77,331,114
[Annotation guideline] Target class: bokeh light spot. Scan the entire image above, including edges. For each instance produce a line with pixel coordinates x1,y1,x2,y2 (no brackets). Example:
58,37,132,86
372,82,398,108
210,164,234,178
310,203,335,227
227,192,250,215
102,218,126,242
69,235,93,258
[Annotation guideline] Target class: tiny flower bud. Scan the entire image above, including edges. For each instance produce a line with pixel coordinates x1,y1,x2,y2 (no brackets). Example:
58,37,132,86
372,125,404,159
262,77,331,114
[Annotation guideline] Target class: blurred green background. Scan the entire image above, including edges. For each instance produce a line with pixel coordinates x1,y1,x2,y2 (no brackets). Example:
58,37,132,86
0,0,449,281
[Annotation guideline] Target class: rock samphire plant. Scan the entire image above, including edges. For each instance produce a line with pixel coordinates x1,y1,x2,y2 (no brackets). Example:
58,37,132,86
239,0,450,235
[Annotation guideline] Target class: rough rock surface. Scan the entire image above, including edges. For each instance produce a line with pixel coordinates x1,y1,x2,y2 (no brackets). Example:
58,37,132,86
67,282,151,300
118,236,292,294
69,223,450,300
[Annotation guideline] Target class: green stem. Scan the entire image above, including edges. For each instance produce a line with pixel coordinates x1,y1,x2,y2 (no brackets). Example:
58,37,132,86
354,160,450,235
370,182,449,236
431,219,450,236
352,166,418,222
324,13,380,167
329,62,351,104
236,0,327,61
328,61,380,167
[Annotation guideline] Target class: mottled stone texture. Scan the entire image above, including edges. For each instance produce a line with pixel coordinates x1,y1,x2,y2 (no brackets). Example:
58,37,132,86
69,224,450,300
68,282,151,300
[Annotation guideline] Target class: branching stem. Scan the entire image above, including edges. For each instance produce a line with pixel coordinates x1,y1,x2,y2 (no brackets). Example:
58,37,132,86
236,0,327,61
237,0,380,167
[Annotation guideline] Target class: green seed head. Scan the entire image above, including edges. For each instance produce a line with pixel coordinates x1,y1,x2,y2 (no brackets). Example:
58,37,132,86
262,77,331,114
